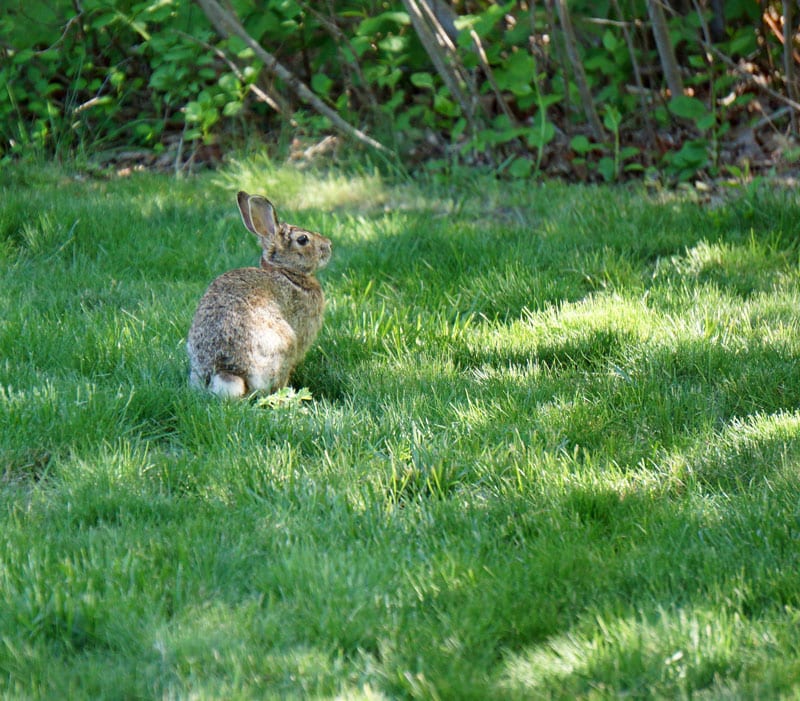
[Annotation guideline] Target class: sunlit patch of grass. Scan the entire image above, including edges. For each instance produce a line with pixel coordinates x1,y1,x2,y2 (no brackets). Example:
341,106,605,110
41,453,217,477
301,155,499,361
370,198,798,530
655,235,797,297
498,604,793,699
216,153,390,212
663,410,800,490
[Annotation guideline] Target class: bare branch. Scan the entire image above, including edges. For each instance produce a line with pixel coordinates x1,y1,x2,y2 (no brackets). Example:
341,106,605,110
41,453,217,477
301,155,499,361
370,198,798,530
178,30,292,120
401,0,481,134
194,0,392,154
782,0,798,134
541,0,572,123
705,41,800,114
645,0,684,98
611,0,655,147
468,27,518,127
300,1,379,114
553,0,604,139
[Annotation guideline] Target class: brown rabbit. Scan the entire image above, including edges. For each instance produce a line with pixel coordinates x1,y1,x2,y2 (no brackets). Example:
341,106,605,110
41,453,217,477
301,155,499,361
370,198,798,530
187,191,332,398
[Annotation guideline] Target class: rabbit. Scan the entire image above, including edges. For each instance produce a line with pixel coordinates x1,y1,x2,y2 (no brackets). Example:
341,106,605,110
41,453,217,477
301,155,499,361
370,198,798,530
187,191,332,398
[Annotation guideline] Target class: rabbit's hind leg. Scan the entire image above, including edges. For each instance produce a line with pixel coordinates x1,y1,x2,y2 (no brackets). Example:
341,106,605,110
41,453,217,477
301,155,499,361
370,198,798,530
209,372,248,398
246,368,287,396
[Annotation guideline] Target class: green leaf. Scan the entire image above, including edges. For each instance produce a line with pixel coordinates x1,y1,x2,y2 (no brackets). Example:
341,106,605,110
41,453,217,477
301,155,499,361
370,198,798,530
222,101,242,117
433,93,458,117
570,135,593,154
451,117,467,141
12,49,35,64
90,10,118,29
508,157,533,178
218,73,240,94
597,156,616,182
524,116,555,149
504,51,536,81
378,35,406,53
668,95,710,121
358,11,410,36
728,29,757,55
603,106,622,132
410,72,435,89
184,101,203,123
584,55,616,76
311,73,333,96
458,1,514,37
695,113,716,131
245,11,281,42
602,29,618,52
624,162,645,172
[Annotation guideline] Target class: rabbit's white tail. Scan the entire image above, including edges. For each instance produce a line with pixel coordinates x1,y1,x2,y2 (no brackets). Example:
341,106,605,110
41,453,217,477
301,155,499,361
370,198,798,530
209,372,247,399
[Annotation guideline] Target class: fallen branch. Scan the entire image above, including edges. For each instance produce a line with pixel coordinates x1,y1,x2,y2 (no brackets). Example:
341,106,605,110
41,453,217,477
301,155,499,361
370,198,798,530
194,0,392,155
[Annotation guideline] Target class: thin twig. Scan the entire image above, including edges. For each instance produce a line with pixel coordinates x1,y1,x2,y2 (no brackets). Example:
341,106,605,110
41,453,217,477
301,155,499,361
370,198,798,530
35,15,81,55
300,1,379,114
782,0,798,134
645,0,683,98
177,30,292,120
705,42,800,113
542,0,572,124
553,0,604,139
690,0,721,167
468,28,518,127
611,0,656,147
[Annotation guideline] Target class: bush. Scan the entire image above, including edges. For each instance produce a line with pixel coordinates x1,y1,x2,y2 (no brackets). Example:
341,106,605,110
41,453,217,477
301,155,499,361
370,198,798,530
0,0,795,181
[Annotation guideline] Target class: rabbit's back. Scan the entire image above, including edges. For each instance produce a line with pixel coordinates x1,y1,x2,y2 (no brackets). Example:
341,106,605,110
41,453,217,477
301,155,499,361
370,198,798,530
187,266,324,393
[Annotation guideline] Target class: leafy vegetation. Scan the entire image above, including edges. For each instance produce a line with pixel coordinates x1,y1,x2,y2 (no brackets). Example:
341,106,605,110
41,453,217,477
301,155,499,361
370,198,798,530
2,161,800,697
2,0,799,181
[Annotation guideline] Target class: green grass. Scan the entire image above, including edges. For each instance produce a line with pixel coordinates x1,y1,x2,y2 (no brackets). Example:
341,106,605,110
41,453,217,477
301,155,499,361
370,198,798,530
3,159,800,699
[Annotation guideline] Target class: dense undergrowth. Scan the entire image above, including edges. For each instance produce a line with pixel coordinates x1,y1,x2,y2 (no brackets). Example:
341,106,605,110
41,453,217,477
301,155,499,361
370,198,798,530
3,1,800,182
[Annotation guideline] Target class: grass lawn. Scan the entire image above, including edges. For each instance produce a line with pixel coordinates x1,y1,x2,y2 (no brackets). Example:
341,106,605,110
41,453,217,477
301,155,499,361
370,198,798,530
2,159,800,699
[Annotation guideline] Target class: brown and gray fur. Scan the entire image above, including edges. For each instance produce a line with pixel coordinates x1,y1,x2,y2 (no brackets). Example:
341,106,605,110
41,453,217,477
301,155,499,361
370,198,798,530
187,191,332,398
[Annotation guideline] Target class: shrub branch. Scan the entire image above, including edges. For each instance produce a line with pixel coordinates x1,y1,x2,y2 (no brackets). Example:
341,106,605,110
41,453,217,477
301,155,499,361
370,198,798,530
553,0,604,139
194,0,391,154
401,0,481,135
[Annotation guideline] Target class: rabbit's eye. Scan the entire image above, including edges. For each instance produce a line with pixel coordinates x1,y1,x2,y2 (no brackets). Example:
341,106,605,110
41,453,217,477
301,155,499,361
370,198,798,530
296,234,310,246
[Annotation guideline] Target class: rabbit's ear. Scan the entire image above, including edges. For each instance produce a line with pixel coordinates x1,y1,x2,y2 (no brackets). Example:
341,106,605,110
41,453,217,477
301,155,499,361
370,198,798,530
236,191,254,231
237,192,278,239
